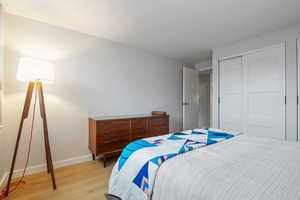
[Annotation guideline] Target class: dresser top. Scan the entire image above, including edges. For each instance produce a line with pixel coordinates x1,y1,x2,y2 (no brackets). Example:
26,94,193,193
90,114,161,121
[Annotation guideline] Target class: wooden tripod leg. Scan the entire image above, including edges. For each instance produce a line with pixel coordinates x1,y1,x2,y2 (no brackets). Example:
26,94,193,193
42,115,50,174
41,96,50,174
5,82,35,197
37,82,57,190
45,142,50,173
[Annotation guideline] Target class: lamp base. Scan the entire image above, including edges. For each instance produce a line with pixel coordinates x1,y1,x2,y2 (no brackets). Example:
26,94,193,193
5,81,56,197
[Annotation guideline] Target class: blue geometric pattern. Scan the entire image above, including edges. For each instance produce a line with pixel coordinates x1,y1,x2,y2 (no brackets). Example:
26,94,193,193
133,161,150,194
132,153,177,194
207,129,234,145
118,139,158,171
111,128,239,200
173,132,189,135
167,135,186,140
191,130,206,134
150,153,177,166
178,139,205,153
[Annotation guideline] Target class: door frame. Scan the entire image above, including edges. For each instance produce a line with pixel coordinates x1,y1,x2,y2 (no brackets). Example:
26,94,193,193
297,38,299,141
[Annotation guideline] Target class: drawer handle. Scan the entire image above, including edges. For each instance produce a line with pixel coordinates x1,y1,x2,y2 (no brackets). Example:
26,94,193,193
104,139,126,144
134,136,144,139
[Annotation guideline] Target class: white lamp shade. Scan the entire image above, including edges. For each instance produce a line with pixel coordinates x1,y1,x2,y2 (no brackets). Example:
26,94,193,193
17,57,54,83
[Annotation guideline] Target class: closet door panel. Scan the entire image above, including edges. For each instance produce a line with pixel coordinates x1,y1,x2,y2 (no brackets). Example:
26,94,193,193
243,44,285,139
219,57,243,132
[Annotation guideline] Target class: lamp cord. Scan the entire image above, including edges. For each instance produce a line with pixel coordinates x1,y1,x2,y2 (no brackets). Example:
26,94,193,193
0,81,38,199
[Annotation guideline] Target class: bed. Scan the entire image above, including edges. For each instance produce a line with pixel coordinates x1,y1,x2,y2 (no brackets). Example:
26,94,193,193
108,128,300,200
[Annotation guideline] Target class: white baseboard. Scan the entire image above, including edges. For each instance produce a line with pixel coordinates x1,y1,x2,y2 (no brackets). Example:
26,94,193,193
0,154,92,188
0,172,8,189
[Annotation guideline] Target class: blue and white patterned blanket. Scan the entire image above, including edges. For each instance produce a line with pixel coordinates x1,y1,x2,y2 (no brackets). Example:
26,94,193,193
108,128,238,200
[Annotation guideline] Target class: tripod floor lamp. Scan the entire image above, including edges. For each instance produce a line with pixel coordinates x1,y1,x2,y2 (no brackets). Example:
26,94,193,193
5,57,57,197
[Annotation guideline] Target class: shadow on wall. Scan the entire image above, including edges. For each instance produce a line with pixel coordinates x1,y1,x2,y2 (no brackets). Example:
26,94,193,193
198,70,211,128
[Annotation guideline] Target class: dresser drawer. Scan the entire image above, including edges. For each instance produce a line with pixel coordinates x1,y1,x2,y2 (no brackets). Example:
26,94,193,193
150,116,169,126
131,135,146,141
131,118,147,129
131,118,147,141
99,138,129,154
98,119,130,140
148,116,169,136
149,124,169,136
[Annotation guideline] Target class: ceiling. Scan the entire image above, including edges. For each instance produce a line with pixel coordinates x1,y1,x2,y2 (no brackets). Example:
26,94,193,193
2,0,300,63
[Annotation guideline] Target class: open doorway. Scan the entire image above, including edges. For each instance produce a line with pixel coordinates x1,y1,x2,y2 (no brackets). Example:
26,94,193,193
182,66,212,130
198,69,212,128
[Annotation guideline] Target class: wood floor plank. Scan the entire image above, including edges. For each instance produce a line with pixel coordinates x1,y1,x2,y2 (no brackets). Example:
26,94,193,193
4,160,115,200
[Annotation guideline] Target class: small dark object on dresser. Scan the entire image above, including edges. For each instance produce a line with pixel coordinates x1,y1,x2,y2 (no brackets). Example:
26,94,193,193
151,111,167,115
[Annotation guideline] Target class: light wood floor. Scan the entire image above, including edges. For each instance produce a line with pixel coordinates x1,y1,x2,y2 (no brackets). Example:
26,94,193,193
4,159,115,200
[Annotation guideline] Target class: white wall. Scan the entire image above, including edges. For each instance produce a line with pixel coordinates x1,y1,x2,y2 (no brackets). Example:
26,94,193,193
0,6,6,186
0,132,4,187
2,13,183,175
194,59,212,71
212,23,300,141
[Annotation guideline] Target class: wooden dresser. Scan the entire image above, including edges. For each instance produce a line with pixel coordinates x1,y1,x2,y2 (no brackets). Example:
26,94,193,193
88,113,169,167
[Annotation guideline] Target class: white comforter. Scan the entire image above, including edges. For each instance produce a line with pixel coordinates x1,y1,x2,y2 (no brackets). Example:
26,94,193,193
152,135,300,200
109,128,237,200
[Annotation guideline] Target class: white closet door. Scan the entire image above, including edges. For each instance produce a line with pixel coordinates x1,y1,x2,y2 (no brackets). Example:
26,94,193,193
219,57,244,132
243,44,285,139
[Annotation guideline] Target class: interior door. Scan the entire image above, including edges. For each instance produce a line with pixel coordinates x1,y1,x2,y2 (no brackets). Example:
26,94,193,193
219,57,244,132
183,67,199,130
243,44,285,139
